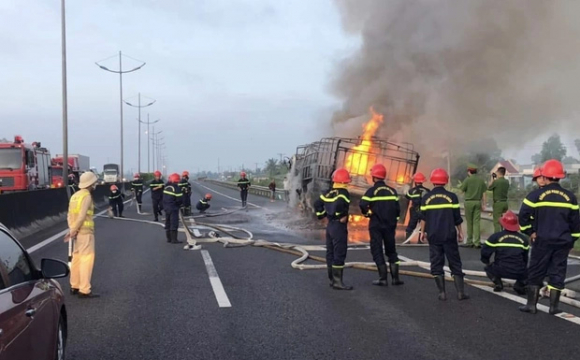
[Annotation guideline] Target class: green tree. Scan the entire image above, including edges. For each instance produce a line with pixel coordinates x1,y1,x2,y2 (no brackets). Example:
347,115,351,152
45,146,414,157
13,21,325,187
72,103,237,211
532,134,566,163
265,158,279,177
562,156,579,165
451,139,502,185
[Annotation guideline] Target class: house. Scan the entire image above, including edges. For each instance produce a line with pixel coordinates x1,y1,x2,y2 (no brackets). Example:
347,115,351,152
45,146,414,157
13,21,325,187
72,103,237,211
490,160,525,188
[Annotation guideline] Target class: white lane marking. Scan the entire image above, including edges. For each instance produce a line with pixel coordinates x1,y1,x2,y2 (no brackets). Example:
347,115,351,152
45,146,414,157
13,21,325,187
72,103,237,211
193,182,261,208
201,250,232,308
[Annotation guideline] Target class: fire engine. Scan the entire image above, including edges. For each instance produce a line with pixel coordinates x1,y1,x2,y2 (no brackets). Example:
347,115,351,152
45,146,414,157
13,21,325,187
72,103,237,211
0,136,52,192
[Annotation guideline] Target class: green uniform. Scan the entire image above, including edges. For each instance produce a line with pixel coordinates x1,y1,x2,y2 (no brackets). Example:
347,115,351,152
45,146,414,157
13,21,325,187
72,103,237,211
488,177,509,232
460,175,487,246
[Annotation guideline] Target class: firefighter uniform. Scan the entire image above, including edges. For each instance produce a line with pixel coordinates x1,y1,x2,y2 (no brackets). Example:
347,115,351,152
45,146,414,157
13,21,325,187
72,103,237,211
460,167,487,247
518,177,580,314
405,184,430,239
238,175,251,207
108,188,124,217
163,175,183,244
196,197,211,213
150,178,164,221
131,176,144,210
359,179,403,286
178,175,192,216
481,229,528,294
488,177,510,232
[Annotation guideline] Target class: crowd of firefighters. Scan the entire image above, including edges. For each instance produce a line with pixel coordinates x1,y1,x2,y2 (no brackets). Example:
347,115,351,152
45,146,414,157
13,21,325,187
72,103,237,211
315,159,579,315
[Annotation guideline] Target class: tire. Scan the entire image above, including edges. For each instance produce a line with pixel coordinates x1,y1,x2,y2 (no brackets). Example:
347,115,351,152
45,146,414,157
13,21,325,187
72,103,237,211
55,314,66,360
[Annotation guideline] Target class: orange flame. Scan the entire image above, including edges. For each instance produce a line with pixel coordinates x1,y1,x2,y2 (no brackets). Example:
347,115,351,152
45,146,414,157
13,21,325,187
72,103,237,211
345,108,384,176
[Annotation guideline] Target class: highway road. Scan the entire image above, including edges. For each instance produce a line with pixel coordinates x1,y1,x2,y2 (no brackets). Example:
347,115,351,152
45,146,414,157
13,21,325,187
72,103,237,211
25,181,580,360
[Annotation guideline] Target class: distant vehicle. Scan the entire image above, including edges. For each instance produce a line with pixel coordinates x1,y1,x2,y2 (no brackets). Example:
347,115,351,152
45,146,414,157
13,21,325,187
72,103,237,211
0,136,51,192
103,163,120,183
55,154,90,173
51,156,82,188
0,223,69,360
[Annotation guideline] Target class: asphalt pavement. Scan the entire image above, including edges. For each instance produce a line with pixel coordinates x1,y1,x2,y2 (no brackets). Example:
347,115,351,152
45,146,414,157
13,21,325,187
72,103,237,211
24,181,580,360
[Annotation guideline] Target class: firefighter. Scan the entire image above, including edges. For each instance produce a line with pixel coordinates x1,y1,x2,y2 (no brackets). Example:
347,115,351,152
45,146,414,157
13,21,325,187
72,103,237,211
314,168,353,290
488,167,510,233
163,173,183,244
68,173,78,194
237,171,251,207
532,166,545,188
405,172,430,241
108,184,125,218
150,170,164,221
65,172,99,298
131,173,144,212
518,159,580,315
459,164,487,248
196,193,212,213
419,168,469,301
481,210,528,295
178,171,192,216
359,164,404,286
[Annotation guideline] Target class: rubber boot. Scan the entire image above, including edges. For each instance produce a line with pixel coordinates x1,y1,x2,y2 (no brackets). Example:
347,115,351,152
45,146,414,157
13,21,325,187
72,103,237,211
405,231,412,241
434,276,447,301
390,263,404,285
513,280,526,295
327,266,333,287
372,264,389,286
331,267,353,290
549,290,563,315
165,231,171,243
171,230,183,244
137,203,142,213
519,285,540,314
454,276,470,300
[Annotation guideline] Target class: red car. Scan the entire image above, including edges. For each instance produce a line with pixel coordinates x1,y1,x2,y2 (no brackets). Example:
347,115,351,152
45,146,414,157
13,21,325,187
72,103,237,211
0,223,69,360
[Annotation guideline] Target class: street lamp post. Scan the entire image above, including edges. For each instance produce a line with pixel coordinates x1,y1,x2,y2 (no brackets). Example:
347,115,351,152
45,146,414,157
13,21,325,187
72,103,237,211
124,93,155,173
143,114,160,173
96,53,146,188
60,0,69,197
151,128,162,170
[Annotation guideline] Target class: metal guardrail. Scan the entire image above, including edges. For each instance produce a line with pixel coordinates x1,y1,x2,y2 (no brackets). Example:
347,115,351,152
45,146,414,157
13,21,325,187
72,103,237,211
204,179,287,201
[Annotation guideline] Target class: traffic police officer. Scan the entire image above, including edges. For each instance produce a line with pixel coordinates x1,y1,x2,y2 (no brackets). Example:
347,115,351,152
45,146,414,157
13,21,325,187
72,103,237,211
405,172,430,241
314,168,353,290
150,170,164,221
238,172,251,207
488,166,510,232
481,210,528,295
178,171,192,216
460,164,487,248
163,173,183,244
196,193,212,213
108,184,125,217
420,168,469,301
518,159,580,315
359,164,404,286
131,173,144,212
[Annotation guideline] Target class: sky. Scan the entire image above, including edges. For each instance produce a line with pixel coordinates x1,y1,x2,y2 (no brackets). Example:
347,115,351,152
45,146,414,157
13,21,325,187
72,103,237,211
0,0,357,175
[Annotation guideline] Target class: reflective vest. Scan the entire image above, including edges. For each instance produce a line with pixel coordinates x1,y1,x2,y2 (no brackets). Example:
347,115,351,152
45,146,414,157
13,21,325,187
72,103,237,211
69,189,95,232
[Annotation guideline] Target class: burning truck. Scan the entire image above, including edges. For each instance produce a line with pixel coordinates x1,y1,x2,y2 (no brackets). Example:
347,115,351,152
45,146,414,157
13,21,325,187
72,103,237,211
288,110,420,224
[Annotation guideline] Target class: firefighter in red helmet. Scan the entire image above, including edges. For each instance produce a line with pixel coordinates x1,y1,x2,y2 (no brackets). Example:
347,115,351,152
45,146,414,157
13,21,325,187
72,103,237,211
532,166,545,188
178,171,192,216
359,164,404,286
405,172,431,241
237,171,251,207
519,159,580,315
150,170,164,221
108,184,125,217
131,173,144,212
196,193,212,214
420,168,469,301
314,168,353,290
163,173,183,244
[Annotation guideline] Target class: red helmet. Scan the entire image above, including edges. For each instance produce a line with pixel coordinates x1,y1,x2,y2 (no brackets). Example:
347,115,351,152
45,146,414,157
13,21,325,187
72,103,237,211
499,210,519,232
169,173,180,183
532,167,542,181
68,173,75,179
332,168,351,184
110,185,118,191
240,171,247,177
430,168,449,185
182,171,189,177
413,172,426,183
370,164,387,179
154,170,162,177
541,159,565,179
134,173,140,179
205,193,212,200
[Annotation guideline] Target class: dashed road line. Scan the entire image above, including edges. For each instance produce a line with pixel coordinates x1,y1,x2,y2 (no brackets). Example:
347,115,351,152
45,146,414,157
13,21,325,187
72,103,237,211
201,250,232,308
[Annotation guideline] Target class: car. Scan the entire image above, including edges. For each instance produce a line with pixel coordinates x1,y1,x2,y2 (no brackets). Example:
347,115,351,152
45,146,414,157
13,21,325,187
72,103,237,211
0,223,69,360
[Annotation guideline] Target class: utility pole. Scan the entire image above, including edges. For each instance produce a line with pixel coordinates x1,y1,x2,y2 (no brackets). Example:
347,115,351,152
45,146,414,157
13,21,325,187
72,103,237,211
141,113,160,173
124,93,155,173
277,153,284,163
60,0,69,197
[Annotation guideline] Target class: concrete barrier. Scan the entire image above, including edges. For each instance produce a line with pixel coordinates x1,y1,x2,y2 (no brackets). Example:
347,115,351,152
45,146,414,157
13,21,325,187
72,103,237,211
204,179,287,201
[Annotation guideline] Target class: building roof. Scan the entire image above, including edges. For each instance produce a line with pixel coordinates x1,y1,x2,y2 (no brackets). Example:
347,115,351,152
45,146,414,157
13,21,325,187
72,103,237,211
492,160,519,174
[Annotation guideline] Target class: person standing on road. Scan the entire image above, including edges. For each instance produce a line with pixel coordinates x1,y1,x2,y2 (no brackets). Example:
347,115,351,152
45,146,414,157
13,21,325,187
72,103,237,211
237,172,251,207
68,173,78,194
314,168,353,290
163,173,183,244
283,176,290,204
518,159,580,315
268,180,276,202
420,168,469,301
460,164,487,248
481,210,528,295
178,171,192,216
131,173,144,213
65,172,99,298
359,164,404,287
196,193,212,213
405,172,430,241
150,170,164,221
488,167,510,232
108,184,125,218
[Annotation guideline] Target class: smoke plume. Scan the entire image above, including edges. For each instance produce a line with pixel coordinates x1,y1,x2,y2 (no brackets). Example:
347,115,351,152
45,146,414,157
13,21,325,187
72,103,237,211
330,0,580,167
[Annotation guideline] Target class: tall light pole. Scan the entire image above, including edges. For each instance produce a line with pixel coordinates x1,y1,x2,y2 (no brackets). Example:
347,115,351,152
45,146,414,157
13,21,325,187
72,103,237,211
143,114,160,173
95,53,146,186
124,93,155,173
61,0,69,197
151,129,162,170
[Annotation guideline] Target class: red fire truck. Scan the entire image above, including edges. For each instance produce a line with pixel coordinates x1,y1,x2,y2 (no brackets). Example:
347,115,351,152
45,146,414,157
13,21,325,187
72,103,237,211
0,136,52,192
